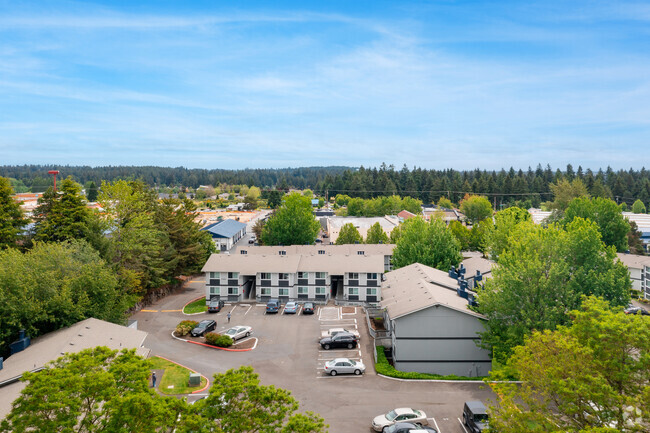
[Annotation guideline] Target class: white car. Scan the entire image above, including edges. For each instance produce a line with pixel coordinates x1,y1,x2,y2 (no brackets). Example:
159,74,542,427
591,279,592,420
372,408,429,432
323,358,365,376
320,327,361,340
223,326,252,341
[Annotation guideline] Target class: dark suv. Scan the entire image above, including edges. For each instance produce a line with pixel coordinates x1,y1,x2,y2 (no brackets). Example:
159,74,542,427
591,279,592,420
319,332,358,350
208,299,224,313
384,422,437,433
463,401,489,433
191,320,217,337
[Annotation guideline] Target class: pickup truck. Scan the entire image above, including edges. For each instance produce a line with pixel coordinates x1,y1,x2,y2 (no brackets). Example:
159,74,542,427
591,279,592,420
320,327,361,340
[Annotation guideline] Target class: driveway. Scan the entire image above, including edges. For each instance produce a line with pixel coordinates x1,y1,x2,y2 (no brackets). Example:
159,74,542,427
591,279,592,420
131,278,495,433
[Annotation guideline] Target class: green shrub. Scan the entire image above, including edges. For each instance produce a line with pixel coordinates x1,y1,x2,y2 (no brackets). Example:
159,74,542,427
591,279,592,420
175,320,199,336
205,332,233,347
375,346,484,381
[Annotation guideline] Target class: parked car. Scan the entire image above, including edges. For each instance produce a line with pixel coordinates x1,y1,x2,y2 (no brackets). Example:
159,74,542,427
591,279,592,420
319,332,358,350
321,327,361,340
372,408,429,431
191,320,217,337
383,422,437,433
323,358,365,376
266,299,280,314
303,302,315,315
463,401,489,433
207,299,224,313
223,326,252,341
624,306,650,316
248,236,256,244
284,301,298,314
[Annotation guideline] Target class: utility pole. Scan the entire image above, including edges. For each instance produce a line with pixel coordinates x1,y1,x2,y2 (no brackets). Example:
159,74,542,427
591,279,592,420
48,170,60,192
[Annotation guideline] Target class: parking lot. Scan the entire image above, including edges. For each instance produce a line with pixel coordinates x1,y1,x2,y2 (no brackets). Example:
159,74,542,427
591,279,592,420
132,279,495,433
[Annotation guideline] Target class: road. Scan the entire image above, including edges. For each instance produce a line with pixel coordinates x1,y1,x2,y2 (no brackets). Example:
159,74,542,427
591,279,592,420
131,278,494,433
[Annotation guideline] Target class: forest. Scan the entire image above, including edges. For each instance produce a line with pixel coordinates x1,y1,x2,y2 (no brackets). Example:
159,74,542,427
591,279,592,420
2,163,650,207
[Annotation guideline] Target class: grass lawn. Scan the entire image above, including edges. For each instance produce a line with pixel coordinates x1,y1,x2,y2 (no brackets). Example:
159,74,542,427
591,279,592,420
149,356,208,395
183,298,207,314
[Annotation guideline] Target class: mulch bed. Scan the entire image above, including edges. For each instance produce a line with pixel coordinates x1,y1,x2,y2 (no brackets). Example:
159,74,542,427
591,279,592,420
232,337,256,349
341,306,357,314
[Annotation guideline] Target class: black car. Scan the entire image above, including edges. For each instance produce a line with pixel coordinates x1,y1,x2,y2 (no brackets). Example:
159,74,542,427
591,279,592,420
303,302,315,315
319,332,358,350
208,300,224,313
191,320,217,337
624,306,650,316
463,401,489,433
384,422,437,433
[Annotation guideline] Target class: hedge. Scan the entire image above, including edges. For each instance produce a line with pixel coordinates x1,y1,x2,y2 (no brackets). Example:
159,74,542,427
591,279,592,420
175,320,199,336
205,332,234,347
375,346,484,381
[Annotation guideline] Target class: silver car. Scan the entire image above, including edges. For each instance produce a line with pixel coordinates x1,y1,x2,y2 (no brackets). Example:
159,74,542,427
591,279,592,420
223,326,252,341
323,358,365,376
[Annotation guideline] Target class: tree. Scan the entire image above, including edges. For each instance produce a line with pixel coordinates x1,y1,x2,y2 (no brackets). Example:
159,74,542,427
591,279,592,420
0,176,28,249
266,190,283,209
477,218,631,363
448,220,470,251
252,219,265,243
365,222,389,244
261,193,320,246
563,197,629,252
437,197,454,209
180,366,327,433
488,297,650,433
246,186,261,200
459,195,493,225
86,180,98,202
627,221,645,255
335,223,364,245
487,207,531,260
547,178,590,211
0,347,184,433
632,199,646,214
392,217,462,271
468,218,493,254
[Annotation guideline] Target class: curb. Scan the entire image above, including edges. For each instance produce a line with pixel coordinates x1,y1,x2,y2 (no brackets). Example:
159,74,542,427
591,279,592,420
187,337,258,352
376,374,522,384
152,355,210,394
182,296,208,316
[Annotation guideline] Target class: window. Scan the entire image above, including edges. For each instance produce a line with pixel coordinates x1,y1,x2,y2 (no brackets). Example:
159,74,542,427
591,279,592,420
210,272,220,279
348,288,359,295
315,272,326,279
240,250,247,255
279,288,289,296
367,273,377,280
318,250,325,255
367,288,377,296
357,251,364,255
315,287,326,295
279,250,286,256
228,272,239,279
349,273,359,280
228,287,238,295
260,273,271,280
298,272,306,279
279,273,289,280
298,286,308,295
261,288,271,295
209,287,219,295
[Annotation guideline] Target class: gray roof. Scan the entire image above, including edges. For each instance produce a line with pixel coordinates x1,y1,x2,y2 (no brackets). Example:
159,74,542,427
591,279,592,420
327,216,399,229
616,252,650,269
461,256,495,278
236,244,395,256
0,318,149,419
381,263,484,320
202,219,247,238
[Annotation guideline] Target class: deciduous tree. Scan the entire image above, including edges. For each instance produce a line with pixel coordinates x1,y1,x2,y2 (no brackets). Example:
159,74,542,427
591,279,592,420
335,223,364,245
563,197,629,252
632,199,646,214
487,207,531,260
365,222,389,244
261,193,320,246
459,195,493,225
547,178,590,211
392,217,462,271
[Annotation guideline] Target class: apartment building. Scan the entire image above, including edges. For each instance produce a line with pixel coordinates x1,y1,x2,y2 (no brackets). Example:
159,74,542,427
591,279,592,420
617,252,650,299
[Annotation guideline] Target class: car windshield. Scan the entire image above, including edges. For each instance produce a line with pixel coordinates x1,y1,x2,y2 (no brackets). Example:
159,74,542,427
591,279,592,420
226,329,236,335
198,321,210,328
474,414,488,422
386,410,398,421
348,359,356,365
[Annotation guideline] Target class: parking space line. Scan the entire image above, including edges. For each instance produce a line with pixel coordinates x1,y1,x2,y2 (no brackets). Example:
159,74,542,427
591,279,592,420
244,305,252,315
457,418,469,433
297,305,303,314
431,417,441,433
231,305,237,314
316,375,364,379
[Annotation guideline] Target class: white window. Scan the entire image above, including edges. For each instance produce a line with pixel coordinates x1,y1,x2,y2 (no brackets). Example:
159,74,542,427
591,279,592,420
209,287,219,295
357,251,365,255
349,288,359,295
279,250,286,256
367,288,377,295
367,273,377,280
228,272,239,279
210,272,220,279
228,287,238,295
298,272,306,279
260,273,271,280
279,288,289,296
315,287,326,295
279,273,289,280
240,250,247,255
298,287,308,295
318,250,325,255
261,288,271,295
349,273,359,280
315,272,326,279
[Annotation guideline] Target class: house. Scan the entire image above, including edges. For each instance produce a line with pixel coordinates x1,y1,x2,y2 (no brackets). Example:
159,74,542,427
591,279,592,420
201,219,247,251
397,210,417,222
617,253,650,299
201,244,395,304
528,208,552,224
452,255,494,290
0,318,149,419
422,206,465,224
325,216,399,244
226,203,245,211
381,263,492,377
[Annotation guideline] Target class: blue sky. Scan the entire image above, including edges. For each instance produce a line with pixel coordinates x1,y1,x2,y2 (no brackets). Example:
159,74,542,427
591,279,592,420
1,0,649,170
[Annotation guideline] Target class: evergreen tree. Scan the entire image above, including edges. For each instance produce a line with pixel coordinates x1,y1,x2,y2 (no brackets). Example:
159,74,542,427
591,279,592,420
86,181,98,202
0,176,28,249
632,199,646,214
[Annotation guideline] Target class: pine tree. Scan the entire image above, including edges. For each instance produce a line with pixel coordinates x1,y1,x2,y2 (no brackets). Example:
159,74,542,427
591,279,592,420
0,176,28,249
